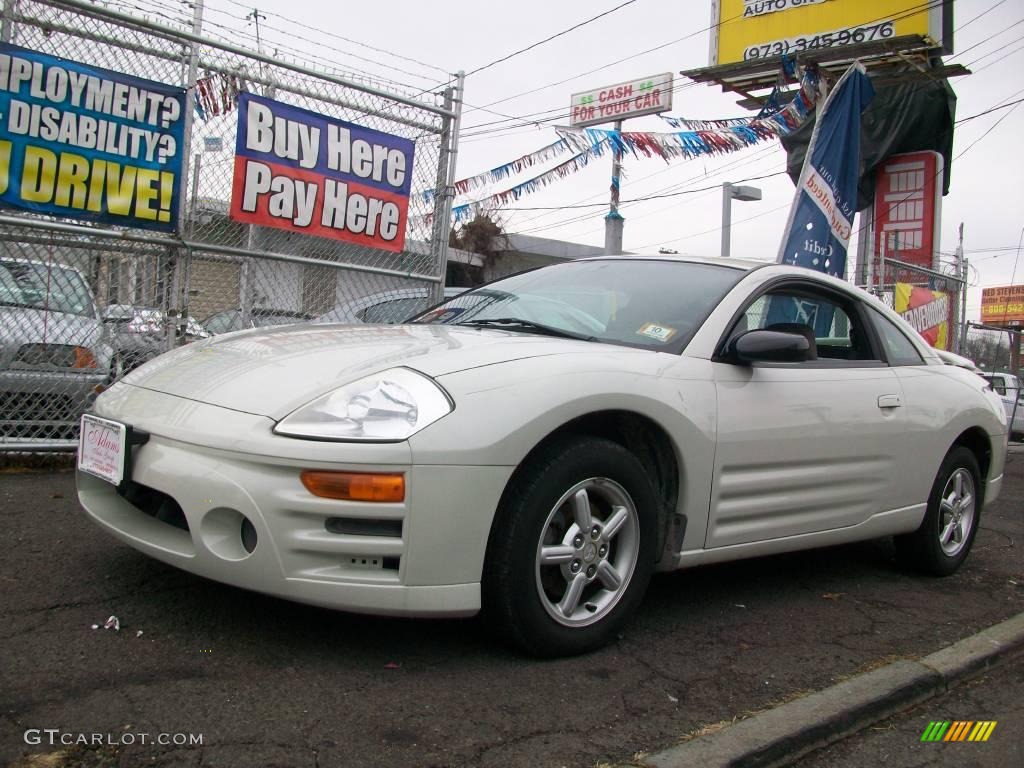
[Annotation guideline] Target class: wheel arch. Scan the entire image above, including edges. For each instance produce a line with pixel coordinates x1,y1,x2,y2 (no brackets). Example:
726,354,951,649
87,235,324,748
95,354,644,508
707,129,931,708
949,426,993,488
489,409,682,563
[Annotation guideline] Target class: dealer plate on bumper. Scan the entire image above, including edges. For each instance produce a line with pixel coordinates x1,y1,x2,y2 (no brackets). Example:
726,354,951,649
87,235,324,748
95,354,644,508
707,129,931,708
78,414,127,486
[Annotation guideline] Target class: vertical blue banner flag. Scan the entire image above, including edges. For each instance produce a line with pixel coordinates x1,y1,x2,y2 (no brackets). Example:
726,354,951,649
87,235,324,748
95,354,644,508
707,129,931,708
777,62,874,278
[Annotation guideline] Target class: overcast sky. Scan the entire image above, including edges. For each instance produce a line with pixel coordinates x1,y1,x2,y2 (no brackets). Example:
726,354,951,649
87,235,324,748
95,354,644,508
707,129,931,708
193,0,1024,320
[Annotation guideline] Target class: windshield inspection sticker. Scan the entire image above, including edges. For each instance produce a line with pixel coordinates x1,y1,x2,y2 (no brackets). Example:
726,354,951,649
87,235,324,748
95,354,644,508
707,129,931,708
637,322,676,342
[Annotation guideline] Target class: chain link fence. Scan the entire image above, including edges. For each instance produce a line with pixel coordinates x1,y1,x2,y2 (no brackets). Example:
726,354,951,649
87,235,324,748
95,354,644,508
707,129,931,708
856,255,966,355
0,0,462,449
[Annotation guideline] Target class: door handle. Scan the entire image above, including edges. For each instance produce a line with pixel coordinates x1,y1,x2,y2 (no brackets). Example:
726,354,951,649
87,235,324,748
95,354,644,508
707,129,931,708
878,394,902,409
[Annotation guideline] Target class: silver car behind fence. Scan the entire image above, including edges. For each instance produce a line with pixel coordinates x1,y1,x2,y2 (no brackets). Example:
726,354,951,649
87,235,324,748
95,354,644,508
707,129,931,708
1,257,114,446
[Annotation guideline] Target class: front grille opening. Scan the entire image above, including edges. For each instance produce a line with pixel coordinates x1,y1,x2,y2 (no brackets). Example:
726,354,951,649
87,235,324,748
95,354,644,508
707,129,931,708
118,481,189,532
0,392,80,438
346,556,400,571
325,517,402,538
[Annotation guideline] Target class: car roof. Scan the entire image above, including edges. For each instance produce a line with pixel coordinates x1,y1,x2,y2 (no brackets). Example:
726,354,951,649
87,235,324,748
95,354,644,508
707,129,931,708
0,255,88,277
584,253,768,271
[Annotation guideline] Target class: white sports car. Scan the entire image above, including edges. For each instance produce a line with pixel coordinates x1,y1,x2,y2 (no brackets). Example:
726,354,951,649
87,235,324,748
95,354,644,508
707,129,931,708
77,256,1007,656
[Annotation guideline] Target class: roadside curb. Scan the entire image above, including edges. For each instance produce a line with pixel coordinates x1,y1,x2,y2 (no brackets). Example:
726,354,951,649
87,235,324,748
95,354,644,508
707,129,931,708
642,611,1024,768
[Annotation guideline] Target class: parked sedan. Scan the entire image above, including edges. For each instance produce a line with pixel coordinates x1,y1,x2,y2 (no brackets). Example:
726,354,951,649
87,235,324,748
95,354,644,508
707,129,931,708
102,305,211,374
1,257,113,441
76,256,1007,656
315,286,468,325
202,308,314,335
981,371,1023,441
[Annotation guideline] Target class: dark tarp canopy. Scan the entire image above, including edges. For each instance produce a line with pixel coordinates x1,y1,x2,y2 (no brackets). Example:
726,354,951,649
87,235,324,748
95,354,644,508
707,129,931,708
781,74,957,211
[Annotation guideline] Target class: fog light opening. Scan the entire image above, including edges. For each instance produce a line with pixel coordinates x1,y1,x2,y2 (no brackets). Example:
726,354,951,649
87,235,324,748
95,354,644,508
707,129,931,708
199,507,253,561
240,516,258,554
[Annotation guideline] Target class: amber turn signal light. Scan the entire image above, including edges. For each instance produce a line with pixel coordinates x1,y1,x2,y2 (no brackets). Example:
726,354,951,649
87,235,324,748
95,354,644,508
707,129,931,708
72,347,97,369
301,471,405,502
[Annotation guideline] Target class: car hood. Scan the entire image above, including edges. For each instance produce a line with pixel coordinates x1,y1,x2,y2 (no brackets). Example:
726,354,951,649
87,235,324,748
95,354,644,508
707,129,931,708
119,322,616,419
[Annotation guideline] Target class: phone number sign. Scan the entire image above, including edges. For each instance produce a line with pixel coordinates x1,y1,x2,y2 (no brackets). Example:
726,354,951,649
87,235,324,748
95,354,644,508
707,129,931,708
981,285,1024,326
710,0,951,67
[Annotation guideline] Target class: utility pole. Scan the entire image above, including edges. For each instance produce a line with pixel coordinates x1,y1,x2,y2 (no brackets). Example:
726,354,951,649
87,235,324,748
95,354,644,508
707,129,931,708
604,120,624,254
957,222,968,355
241,6,269,329
247,7,267,79
1,0,19,43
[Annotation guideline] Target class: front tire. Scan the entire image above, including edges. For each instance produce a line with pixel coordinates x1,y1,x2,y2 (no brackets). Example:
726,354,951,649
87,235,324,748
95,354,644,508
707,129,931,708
483,436,658,657
895,446,982,576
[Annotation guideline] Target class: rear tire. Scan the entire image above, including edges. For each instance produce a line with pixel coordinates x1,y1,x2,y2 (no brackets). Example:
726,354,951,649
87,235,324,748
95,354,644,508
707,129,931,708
483,436,658,657
895,446,982,576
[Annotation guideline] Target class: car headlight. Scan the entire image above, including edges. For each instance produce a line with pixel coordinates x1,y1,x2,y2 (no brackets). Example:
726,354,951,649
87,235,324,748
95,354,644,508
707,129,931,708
273,367,453,441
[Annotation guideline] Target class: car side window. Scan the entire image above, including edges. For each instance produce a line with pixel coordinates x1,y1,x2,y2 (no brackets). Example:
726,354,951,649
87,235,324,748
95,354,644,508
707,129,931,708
869,309,926,366
205,311,240,334
727,286,877,363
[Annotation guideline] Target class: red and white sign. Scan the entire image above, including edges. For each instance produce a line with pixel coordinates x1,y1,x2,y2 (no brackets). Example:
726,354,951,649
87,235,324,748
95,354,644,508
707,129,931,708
78,414,127,486
569,73,673,128
873,150,943,273
230,93,415,253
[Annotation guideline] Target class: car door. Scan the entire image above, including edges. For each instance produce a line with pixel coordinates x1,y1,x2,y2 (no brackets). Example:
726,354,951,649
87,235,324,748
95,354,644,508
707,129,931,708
707,281,908,548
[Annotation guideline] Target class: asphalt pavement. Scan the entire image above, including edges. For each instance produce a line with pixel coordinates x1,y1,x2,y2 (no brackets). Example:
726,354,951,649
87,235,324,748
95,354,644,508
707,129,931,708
793,652,1023,768
1,446,1022,768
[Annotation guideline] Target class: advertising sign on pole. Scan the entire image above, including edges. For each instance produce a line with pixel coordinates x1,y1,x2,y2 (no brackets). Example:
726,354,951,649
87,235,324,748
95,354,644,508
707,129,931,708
777,61,874,279
0,43,187,232
981,285,1024,327
230,93,415,253
569,73,673,128
873,150,942,280
895,282,950,349
708,0,952,67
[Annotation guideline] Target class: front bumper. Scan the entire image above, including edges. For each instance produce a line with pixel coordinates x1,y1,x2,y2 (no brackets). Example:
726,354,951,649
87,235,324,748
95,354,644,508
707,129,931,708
77,385,513,617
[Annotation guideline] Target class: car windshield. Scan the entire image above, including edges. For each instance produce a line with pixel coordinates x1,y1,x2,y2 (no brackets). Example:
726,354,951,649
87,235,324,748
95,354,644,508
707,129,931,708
0,260,95,318
410,259,745,351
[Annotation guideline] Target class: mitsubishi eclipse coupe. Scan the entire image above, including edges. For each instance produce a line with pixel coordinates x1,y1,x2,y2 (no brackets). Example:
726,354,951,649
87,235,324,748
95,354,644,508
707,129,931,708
76,256,1007,656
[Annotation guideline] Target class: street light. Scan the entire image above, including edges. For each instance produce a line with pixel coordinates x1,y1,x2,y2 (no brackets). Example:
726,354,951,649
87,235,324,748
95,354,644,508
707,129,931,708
721,182,762,258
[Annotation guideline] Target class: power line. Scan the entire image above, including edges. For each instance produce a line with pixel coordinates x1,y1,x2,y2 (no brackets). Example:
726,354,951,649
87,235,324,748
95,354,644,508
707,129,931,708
464,0,640,78
468,0,946,123
495,171,787,211
508,141,785,232
956,0,1009,32
117,0,436,96
629,201,794,253
510,144,785,236
495,0,1007,243
610,56,1024,256
956,96,1024,124
459,81,704,140
459,0,957,142
218,0,450,77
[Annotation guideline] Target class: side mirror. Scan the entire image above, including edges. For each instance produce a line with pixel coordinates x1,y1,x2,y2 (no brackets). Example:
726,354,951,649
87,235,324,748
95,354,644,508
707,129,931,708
727,329,811,365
